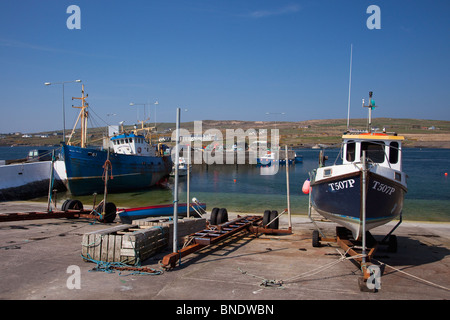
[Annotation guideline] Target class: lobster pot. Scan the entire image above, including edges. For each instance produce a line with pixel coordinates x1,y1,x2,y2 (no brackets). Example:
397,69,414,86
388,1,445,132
134,217,207,248
81,224,169,265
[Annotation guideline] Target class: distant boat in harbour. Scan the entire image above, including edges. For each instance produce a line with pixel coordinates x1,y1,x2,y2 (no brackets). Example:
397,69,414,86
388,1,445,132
258,151,277,166
258,149,298,166
294,153,303,163
60,85,172,196
170,157,191,177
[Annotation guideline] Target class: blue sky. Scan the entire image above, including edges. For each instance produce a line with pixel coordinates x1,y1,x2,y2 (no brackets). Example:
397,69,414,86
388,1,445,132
0,0,449,133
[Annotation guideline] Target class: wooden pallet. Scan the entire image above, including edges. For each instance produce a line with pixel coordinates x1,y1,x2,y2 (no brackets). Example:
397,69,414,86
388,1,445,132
133,217,207,248
81,224,169,265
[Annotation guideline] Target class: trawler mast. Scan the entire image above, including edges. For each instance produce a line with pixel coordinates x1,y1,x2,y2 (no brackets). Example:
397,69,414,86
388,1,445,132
68,84,88,148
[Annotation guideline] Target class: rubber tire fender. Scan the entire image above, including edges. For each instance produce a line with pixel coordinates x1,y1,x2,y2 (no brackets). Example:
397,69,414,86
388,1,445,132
67,200,83,210
210,207,220,225
263,210,271,227
312,230,321,247
97,202,117,223
217,208,228,225
61,199,71,211
269,210,279,229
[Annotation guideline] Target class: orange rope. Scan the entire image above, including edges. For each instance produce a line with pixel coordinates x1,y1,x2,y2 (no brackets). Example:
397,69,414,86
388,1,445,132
102,160,113,181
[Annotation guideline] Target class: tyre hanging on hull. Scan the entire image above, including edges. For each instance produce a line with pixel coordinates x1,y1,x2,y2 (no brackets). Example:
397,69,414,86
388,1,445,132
97,202,117,223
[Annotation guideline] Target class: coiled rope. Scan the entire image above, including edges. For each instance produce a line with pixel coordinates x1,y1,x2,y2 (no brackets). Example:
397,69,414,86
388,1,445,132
102,159,113,181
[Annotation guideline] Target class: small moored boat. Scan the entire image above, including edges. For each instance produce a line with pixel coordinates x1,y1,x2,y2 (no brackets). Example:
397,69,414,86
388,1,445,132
118,202,206,223
170,157,191,177
258,151,277,166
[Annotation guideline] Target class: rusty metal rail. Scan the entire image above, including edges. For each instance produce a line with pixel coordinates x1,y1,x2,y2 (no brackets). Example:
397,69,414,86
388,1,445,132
0,210,100,222
161,214,292,269
162,215,263,269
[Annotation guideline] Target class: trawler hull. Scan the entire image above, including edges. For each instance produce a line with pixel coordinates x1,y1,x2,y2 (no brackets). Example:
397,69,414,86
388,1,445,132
311,169,406,240
62,145,172,196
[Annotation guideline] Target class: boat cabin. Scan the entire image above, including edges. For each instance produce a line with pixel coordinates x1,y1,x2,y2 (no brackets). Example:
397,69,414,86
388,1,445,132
110,133,156,157
342,132,404,171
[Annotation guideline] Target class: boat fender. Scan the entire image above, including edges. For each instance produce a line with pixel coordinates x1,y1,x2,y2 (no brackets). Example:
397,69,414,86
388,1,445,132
302,179,310,194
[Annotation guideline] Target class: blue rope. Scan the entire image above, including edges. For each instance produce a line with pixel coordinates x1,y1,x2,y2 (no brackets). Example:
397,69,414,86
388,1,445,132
81,253,162,276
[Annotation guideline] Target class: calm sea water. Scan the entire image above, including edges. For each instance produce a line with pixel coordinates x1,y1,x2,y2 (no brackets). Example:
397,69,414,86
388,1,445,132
1,146,449,222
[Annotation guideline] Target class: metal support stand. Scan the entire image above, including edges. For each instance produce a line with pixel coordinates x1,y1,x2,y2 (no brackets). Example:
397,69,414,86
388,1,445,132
173,108,180,253
361,151,368,269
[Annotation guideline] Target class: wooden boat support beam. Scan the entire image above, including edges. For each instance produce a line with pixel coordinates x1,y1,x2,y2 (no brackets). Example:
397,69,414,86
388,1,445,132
0,209,101,222
161,215,291,269
249,225,292,236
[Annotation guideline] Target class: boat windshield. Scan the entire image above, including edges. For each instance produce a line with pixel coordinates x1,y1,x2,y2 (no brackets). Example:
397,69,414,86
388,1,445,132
346,140,356,162
361,141,385,163
389,141,399,164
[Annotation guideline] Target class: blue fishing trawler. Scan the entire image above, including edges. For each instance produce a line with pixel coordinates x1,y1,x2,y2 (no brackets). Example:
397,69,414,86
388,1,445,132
61,85,172,196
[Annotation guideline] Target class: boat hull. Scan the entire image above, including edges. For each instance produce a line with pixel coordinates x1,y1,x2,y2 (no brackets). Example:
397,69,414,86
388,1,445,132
62,145,172,196
118,203,206,223
0,161,66,201
311,170,406,239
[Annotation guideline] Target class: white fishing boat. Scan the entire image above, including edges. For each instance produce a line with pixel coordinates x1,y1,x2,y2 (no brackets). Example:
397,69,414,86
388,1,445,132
307,92,407,241
0,149,66,201
170,157,190,177
258,151,277,166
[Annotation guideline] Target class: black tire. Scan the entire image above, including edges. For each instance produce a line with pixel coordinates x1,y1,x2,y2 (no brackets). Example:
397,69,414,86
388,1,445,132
269,210,279,229
67,200,83,210
97,202,117,223
217,208,228,225
312,230,321,247
61,199,72,211
263,210,271,227
210,207,220,225
387,235,397,253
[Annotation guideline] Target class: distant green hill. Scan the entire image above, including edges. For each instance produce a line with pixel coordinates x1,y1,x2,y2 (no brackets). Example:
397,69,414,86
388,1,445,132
2,118,450,148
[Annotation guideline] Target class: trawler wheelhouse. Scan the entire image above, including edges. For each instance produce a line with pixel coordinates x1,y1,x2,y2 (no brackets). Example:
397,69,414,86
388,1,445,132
110,133,156,157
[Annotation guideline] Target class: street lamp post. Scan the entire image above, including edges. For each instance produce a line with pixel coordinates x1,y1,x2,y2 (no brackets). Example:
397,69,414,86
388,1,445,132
44,79,82,143
154,100,159,128
130,101,159,129
129,102,149,123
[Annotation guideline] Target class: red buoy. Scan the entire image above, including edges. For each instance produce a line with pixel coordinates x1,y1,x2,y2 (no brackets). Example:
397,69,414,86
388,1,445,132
302,179,310,194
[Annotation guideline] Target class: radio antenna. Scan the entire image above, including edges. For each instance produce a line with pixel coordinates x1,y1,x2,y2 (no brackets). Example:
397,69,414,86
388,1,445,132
346,44,353,131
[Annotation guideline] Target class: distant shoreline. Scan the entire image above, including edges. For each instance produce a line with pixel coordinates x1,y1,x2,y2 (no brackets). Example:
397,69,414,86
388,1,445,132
2,118,450,149
1,142,449,149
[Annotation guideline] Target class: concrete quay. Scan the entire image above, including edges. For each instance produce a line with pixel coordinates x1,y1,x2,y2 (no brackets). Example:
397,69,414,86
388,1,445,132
0,201,449,303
